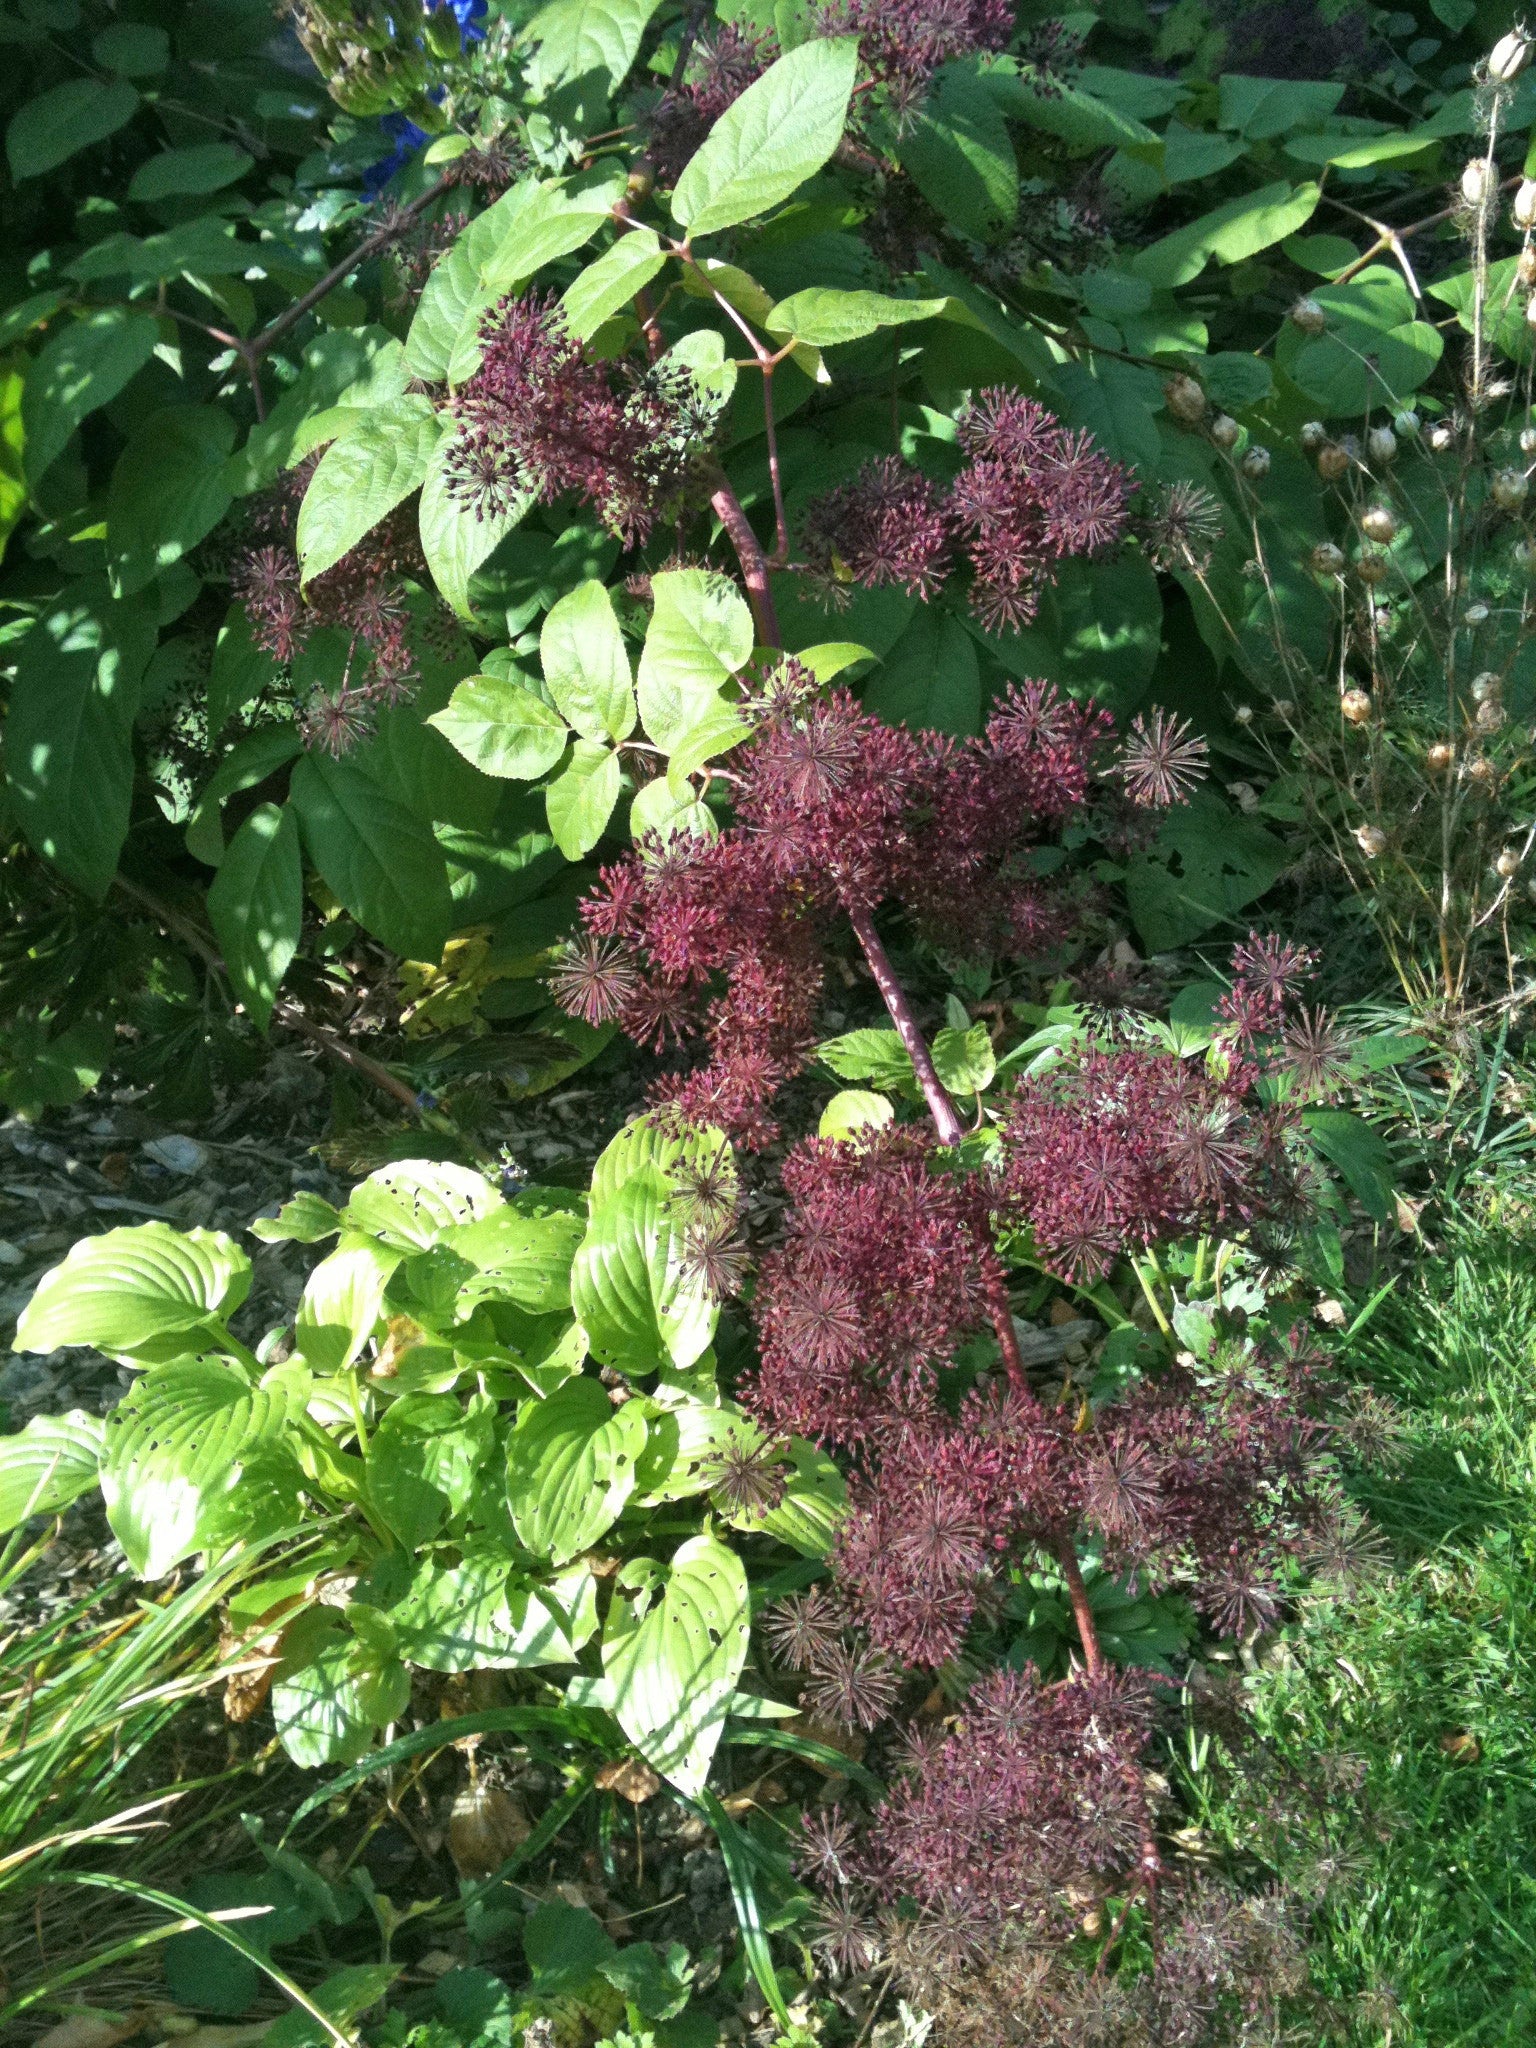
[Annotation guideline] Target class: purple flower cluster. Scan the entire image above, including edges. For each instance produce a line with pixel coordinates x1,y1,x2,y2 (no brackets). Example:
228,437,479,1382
801,390,1132,632
447,292,716,547
229,460,425,756
814,0,1016,125
647,24,775,183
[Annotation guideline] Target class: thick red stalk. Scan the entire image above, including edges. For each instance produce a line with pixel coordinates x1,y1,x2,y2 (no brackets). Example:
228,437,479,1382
708,470,781,647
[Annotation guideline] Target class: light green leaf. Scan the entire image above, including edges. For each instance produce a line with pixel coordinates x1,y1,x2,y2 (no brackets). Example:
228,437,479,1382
419,430,533,618
0,1410,105,1533
251,1192,341,1246
630,773,717,844
672,37,859,238
482,173,628,296
295,397,443,584
665,699,754,778
571,1166,717,1373
637,569,753,749
428,671,571,779
766,287,947,346
296,1235,402,1373
388,1551,595,1670
561,228,667,342
290,752,455,963
270,1615,390,1767
446,1205,587,1314
101,1359,301,1578
524,0,663,93
15,1223,250,1363
208,803,302,1033
7,76,138,181
405,185,531,383
22,308,158,484
542,581,637,744
5,584,157,897
818,1089,894,1139
816,1028,915,1090
106,405,235,597
603,1533,749,1797
932,1021,996,1094
366,1392,490,1548
1133,180,1320,288
545,739,622,859
128,143,252,201
506,1375,648,1563
590,1113,735,1211
342,1159,504,1251
719,1437,845,1556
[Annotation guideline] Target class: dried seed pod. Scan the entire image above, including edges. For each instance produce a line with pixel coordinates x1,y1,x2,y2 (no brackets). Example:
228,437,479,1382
1355,550,1390,586
1340,688,1373,724
1240,444,1271,479
1521,426,1536,456
1310,541,1347,576
1290,296,1326,334
1359,504,1397,544
1476,696,1508,731
1163,374,1207,424
1515,538,1536,572
1393,408,1421,439
1492,467,1530,510
1489,28,1532,81
1496,846,1522,878
1354,824,1387,857
1471,670,1501,701
1462,159,1492,207
1428,420,1457,451
448,1778,531,1880
1466,754,1498,786
1209,413,1240,449
1234,703,1254,725
1272,698,1295,719
1299,419,1328,454
1426,740,1455,773
1317,442,1350,480
1522,248,1536,286
1367,425,1398,464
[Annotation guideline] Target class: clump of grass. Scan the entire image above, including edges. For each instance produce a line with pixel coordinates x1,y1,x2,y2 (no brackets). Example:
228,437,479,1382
1183,1199,1536,2045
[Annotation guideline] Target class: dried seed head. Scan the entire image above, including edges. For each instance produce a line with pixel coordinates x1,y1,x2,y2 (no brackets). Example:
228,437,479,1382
1300,419,1329,454
1492,466,1530,510
1462,159,1492,207
1272,698,1295,719
1522,248,1536,286
1393,408,1421,439
1240,444,1271,480
1164,373,1207,423
1476,696,1508,731
1340,688,1372,724
1496,846,1522,878
1516,538,1536,572
1428,420,1458,450
1489,28,1532,81
1520,181,1536,229
1359,504,1397,544
1355,550,1390,586
1367,425,1398,464
1521,426,1536,456
1464,604,1492,628
1354,823,1387,857
1426,740,1455,773
1471,670,1502,702
1466,753,1498,785
1210,413,1240,449
1234,703,1254,725
1290,296,1326,335
1310,541,1347,576
1318,442,1351,480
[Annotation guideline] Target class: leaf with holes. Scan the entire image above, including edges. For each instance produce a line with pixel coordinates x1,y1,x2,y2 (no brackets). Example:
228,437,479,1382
0,1410,106,1533
447,1205,587,1315
506,1375,649,1564
571,1167,717,1373
603,1533,749,1797
341,1160,504,1251
15,1223,250,1364
101,1360,304,1578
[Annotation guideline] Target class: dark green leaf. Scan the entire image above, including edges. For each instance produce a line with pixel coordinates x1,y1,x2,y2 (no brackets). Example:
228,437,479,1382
7,76,138,180
106,406,236,598
22,307,159,483
208,803,303,1032
290,753,454,962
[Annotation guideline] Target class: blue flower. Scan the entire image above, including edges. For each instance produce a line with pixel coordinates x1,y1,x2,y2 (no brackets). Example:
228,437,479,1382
360,0,487,192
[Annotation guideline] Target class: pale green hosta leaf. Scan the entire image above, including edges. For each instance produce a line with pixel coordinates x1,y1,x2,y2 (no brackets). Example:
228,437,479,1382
101,1359,304,1578
541,580,636,744
719,1437,845,1556
633,1399,756,1505
571,1167,717,1373
603,1533,749,1797
590,1113,735,1211
672,38,859,238
0,1410,106,1533
505,1374,648,1563
446,1205,587,1315
365,1391,492,1548
270,1612,404,1767
341,1159,504,1251
296,1236,401,1373
388,1550,596,1670
427,671,571,779
15,1223,251,1364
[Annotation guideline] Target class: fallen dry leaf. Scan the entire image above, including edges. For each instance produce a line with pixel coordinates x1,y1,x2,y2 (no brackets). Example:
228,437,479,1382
595,1756,661,1804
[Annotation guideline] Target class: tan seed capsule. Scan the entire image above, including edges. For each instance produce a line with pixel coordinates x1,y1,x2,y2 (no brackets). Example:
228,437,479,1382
1497,847,1522,878
1429,421,1457,451
1355,550,1390,585
1341,688,1373,723
1318,442,1351,480
1310,541,1347,576
1477,697,1508,731
1241,444,1271,479
1517,180,1536,228
1463,159,1492,207
1521,426,1536,456
1290,296,1326,334
1489,28,1532,81
1210,413,1240,449
1394,409,1421,439
1464,604,1491,627
1516,539,1536,572
1234,703,1254,725
1467,754,1497,785
1355,824,1387,857
1367,425,1398,464
448,1779,531,1880
1427,741,1456,772
1522,248,1536,286
1493,467,1530,510
1164,374,1207,424
1299,420,1328,454
1471,670,1501,701
1360,504,1397,544
1272,699,1295,719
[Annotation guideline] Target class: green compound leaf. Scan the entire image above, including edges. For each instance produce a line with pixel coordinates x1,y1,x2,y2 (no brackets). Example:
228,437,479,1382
0,1410,106,1533
101,1359,303,1578
541,580,637,744
562,227,667,341
604,1533,750,1798
506,1374,648,1564
128,142,253,201
672,37,859,238
766,287,948,346
15,1222,251,1363
428,670,571,779
208,802,303,1033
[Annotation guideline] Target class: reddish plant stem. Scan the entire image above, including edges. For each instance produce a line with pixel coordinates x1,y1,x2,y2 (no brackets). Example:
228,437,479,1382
762,363,789,565
1055,1538,1104,1676
707,469,781,647
843,901,965,1145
